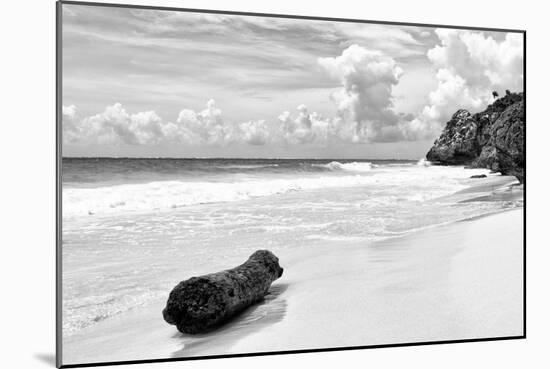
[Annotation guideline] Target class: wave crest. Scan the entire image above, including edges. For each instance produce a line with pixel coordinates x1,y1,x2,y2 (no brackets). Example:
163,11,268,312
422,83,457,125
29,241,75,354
63,163,492,217
63,175,378,217
317,161,373,172
416,158,432,167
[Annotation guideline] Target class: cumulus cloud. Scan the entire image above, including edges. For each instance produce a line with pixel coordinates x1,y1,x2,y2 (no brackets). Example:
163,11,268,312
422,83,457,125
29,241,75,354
174,99,235,145
62,105,80,143
408,29,524,139
62,100,269,147
306,34,523,143
76,103,165,145
318,44,406,143
238,120,270,145
428,30,523,89
278,105,330,144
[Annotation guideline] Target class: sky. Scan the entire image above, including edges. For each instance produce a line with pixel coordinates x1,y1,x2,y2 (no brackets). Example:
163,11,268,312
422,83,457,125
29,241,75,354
61,4,524,159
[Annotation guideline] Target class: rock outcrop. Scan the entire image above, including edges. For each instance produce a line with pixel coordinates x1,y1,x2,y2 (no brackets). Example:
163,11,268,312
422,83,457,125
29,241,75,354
163,250,283,334
426,92,525,183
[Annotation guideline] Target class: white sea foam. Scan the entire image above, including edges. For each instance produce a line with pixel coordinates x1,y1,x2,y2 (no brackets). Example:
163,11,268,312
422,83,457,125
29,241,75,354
64,175,374,217
63,289,164,334
317,161,374,172
416,158,432,167
63,165,492,217
304,234,372,242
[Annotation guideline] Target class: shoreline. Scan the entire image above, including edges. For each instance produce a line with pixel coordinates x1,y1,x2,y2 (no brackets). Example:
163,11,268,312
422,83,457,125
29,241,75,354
62,205,524,365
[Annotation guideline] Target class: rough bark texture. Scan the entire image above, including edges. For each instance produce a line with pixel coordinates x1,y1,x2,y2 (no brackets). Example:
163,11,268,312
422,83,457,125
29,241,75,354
163,250,283,334
426,92,525,183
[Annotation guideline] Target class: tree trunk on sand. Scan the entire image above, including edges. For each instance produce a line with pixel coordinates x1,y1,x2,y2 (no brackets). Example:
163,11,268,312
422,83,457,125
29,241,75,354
163,250,284,334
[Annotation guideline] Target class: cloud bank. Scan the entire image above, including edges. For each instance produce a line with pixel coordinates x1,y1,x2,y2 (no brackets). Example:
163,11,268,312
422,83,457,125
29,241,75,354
63,33,523,149
318,44,406,143
238,120,270,146
63,100,269,147
278,105,330,145
408,29,524,139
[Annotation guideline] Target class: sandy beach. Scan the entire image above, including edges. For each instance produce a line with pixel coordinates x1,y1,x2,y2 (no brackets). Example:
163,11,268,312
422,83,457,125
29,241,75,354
63,206,523,365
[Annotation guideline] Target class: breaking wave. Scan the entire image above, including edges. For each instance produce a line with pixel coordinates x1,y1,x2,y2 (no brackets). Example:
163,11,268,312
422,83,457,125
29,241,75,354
417,158,432,167
63,175,380,217
63,163,493,217
315,161,373,172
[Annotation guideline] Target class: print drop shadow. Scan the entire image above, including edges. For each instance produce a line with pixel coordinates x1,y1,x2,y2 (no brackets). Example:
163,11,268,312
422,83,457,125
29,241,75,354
34,353,56,365
171,283,288,357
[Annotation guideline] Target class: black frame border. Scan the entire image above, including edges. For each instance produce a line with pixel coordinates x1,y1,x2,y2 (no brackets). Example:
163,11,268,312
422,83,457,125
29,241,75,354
55,1,527,368
56,1,63,367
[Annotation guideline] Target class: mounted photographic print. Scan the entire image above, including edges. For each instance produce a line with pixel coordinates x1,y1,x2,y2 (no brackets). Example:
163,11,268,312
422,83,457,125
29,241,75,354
57,1,526,367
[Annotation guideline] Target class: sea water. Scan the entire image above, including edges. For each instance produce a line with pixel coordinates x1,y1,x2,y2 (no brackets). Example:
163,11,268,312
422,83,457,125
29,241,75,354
61,158,522,336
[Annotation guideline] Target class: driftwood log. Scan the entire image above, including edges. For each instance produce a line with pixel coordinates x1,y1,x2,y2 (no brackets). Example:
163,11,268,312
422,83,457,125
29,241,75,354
163,250,283,334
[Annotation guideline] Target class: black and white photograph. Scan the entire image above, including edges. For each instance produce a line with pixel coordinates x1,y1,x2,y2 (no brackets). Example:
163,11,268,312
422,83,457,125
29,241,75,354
58,1,525,366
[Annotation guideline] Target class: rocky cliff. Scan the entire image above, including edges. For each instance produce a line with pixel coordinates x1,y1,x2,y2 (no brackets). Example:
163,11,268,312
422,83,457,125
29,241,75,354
426,92,525,183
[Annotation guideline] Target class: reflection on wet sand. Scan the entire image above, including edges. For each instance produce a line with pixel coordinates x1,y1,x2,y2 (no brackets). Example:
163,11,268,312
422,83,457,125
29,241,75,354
172,284,288,357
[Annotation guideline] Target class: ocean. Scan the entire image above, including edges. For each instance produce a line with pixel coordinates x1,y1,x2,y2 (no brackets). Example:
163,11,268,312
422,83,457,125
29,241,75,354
61,157,522,336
